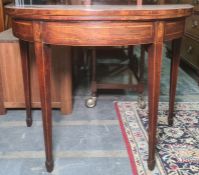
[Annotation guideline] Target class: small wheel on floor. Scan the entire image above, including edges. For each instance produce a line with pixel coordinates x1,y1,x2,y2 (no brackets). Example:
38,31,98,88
85,97,97,108
137,96,146,109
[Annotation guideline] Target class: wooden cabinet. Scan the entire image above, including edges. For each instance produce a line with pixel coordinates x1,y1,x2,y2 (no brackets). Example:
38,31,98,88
0,0,12,32
0,29,72,115
180,0,199,82
185,14,199,38
181,36,199,67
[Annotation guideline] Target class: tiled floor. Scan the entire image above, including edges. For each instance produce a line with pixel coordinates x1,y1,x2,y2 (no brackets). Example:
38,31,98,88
0,48,199,175
0,98,133,175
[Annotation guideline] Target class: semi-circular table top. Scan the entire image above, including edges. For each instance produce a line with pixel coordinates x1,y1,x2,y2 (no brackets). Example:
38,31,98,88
5,4,193,21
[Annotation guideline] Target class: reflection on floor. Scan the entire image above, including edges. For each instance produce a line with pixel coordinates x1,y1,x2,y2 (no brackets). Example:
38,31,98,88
0,47,199,175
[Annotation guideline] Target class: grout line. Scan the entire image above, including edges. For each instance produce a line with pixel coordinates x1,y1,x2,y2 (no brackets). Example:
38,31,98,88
0,150,128,159
0,120,119,128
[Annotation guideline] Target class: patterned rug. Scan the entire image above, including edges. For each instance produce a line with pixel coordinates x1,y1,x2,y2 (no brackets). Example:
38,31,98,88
115,102,199,175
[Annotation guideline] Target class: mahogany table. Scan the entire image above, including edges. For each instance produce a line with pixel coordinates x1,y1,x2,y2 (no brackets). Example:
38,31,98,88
5,4,193,172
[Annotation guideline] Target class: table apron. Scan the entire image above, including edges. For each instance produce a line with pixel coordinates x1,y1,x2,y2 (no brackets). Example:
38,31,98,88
12,19,185,45
42,21,154,46
164,19,185,41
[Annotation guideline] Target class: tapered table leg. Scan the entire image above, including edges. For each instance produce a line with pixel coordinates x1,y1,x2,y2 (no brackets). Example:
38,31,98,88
91,48,97,97
147,22,164,170
128,45,139,79
19,40,32,127
168,38,182,126
35,42,54,172
140,44,145,82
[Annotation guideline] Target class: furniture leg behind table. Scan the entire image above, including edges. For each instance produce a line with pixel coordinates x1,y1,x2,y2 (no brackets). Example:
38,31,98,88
19,40,32,127
147,21,164,170
168,38,182,126
35,42,54,172
0,66,5,114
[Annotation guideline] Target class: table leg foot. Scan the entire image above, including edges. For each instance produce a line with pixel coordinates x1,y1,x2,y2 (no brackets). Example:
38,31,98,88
147,159,155,170
26,116,32,127
168,117,173,126
46,160,54,172
26,107,32,127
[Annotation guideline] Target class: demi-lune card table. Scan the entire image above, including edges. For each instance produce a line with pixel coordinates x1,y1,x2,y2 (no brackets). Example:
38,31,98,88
5,3,193,172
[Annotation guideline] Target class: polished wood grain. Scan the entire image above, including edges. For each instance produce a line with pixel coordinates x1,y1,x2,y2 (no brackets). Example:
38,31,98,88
147,21,164,170
5,3,193,173
164,19,185,41
6,5,192,21
35,41,54,172
168,38,182,126
19,40,32,127
43,21,154,46
12,20,33,41
0,0,4,32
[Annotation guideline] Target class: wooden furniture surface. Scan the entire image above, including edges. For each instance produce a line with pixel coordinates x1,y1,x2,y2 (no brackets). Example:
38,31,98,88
0,0,4,31
5,3,193,172
180,0,199,83
0,29,72,115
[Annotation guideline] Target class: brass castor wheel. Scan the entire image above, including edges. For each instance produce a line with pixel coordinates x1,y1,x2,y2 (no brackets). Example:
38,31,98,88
85,97,97,108
137,96,146,109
